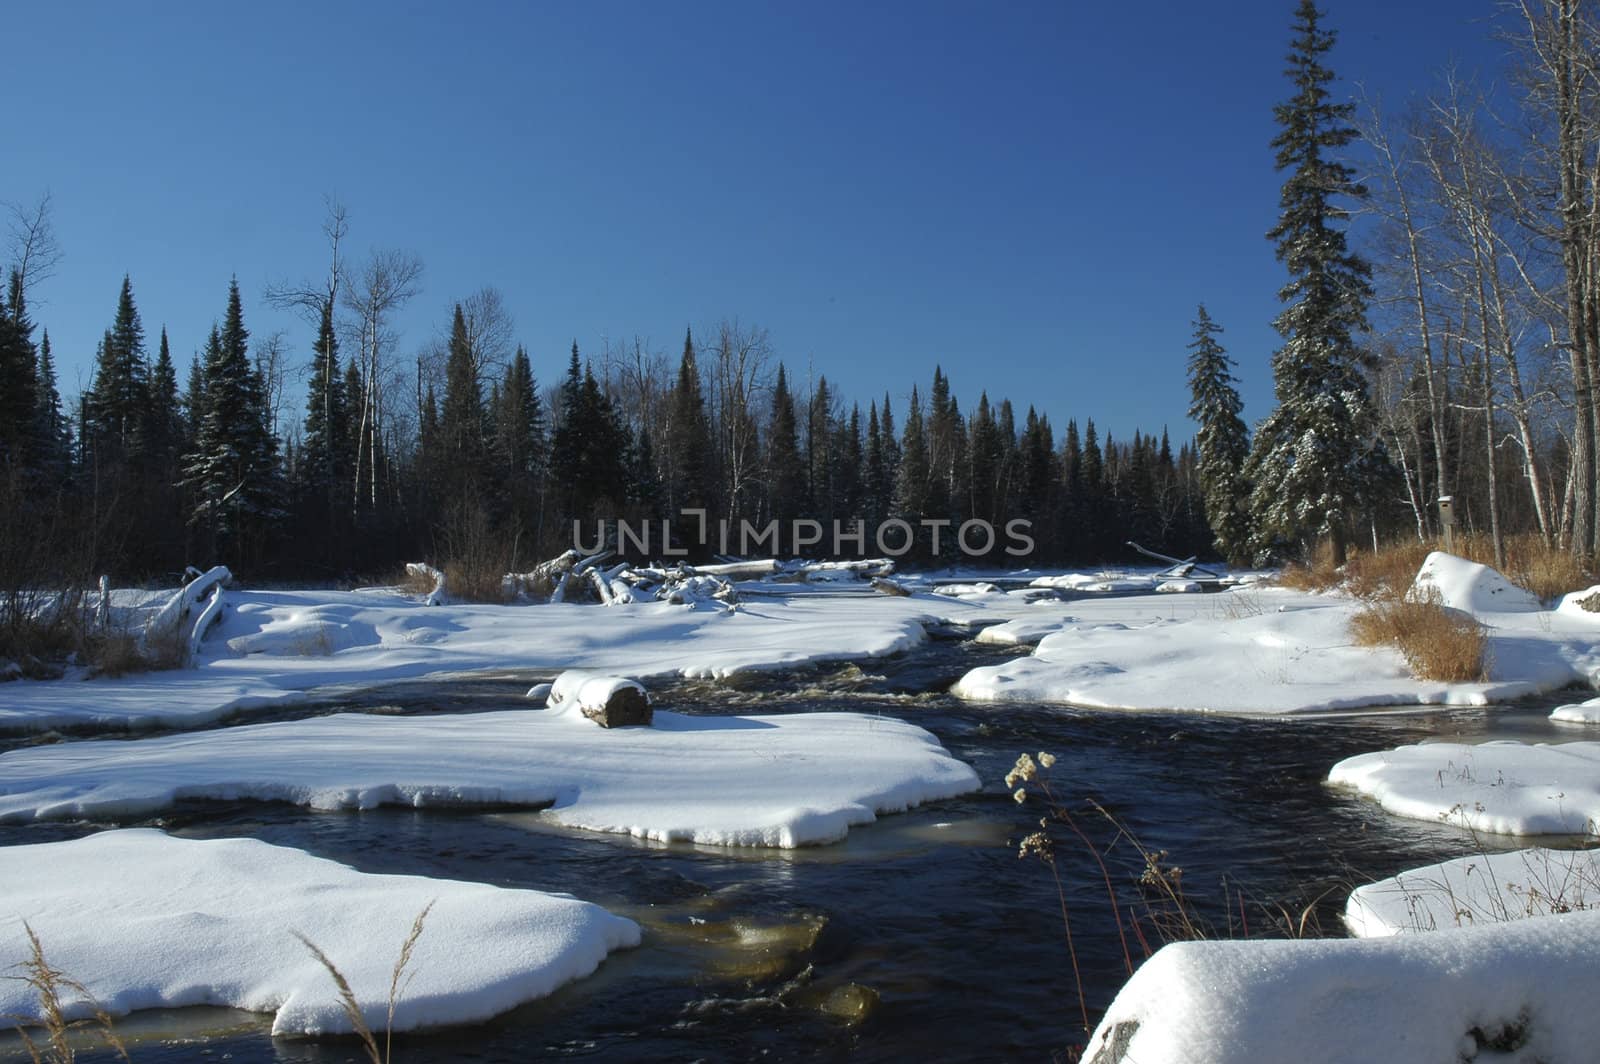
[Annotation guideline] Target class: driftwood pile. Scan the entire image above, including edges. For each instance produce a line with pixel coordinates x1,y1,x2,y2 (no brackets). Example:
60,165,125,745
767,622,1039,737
410,554,900,608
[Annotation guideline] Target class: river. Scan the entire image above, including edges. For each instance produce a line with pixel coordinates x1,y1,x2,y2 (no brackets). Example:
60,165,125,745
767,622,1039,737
0,633,1583,1062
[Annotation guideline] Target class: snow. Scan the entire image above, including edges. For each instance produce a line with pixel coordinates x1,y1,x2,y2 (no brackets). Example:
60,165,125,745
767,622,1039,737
1028,572,1158,593
1082,910,1600,1064
0,586,964,733
0,708,980,847
955,553,1600,714
1328,740,1600,836
0,829,638,1036
1345,848,1600,936
973,606,1078,646
1551,695,1600,724
1413,550,1543,612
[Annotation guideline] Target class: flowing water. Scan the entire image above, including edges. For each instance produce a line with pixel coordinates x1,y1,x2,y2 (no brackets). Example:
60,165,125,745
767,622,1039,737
0,635,1589,1063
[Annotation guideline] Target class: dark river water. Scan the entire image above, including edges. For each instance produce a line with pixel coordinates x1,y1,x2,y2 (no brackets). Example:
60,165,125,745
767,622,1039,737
0,635,1587,1063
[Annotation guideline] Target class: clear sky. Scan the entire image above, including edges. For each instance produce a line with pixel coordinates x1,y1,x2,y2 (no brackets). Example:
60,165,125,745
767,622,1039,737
9,0,1507,444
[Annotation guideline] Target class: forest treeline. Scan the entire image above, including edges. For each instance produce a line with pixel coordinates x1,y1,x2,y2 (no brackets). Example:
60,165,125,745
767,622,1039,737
9,0,1600,590
0,245,1216,582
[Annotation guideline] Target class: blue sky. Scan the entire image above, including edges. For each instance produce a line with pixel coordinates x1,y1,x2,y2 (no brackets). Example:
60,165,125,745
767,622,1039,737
9,1,1506,443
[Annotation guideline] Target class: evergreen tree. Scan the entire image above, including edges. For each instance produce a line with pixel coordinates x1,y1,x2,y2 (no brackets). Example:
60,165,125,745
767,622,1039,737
439,304,487,501
0,273,40,473
183,280,281,561
549,342,585,521
1186,305,1252,560
143,328,184,470
894,386,929,520
1243,0,1390,564
666,327,713,512
301,298,349,502
864,401,886,524
767,364,806,527
494,345,546,535
85,275,149,466
34,329,69,475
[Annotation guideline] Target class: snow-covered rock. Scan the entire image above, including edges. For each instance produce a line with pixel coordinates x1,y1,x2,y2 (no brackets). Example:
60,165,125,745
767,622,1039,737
931,582,1001,597
1412,551,1542,613
1082,911,1600,1064
1328,740,1600,836
0,708,980,847
0,830,638,1036
1345,848,1600,936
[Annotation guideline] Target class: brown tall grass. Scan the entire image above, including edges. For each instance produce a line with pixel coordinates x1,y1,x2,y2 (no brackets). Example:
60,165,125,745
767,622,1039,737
1278,534,1594,605
295,899,435,1064
1351,590,1488,682
5,923,129,1063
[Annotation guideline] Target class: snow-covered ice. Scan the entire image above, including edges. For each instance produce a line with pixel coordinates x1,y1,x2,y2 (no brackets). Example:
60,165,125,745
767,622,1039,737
0,829,638,1036
1328,740,1600,837
955,553,1600,714
1345,848,1600,936
0,707,980,847
1081,910,1600,1064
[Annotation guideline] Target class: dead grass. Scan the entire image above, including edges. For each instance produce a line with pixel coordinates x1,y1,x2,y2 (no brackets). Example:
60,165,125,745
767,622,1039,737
295,899,435,1064
1276,534,1594,605
5,922,129,1063
441,560,511,605
1351,590,1488,682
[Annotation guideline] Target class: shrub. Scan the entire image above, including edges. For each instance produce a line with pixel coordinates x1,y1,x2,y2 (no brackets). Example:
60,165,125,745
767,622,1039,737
1350,591,1487,682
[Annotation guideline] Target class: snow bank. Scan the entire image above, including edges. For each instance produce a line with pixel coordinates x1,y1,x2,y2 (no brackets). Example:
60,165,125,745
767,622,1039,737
0,830,638,1036
0,709,980,847
1028,573,1156,593
1345,848,1600,936
0,587,953,733
1551,695,1600,724
954,599,1527,713
1082,911,1600,1064
1328,741,1600,836
973,610,1077,646
1413,550,1542,613
954,554,1600,714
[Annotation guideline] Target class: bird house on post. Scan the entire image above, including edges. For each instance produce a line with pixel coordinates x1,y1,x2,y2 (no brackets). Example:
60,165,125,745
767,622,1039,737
1438,496,1456,553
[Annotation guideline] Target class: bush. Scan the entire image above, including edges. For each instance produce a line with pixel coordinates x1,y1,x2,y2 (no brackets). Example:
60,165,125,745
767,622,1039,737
1276,534,1594,605
1350,590,1487,683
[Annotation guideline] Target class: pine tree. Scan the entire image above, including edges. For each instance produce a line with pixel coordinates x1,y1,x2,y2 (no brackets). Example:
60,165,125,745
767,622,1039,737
184,279,281,561
549,342,585,521
34,329,69,475
666,327,713,512
895,386,929,519
767,363,806,527
301,298,348,502
85,275,149,467
494,345,546,535
0,273,41,474
439,304,487,502
1186,305,1251,560
1244,0,1390,564
143,328,183,470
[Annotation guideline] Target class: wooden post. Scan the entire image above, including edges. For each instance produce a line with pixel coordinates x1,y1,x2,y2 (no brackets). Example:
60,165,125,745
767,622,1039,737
1438,496,1456,554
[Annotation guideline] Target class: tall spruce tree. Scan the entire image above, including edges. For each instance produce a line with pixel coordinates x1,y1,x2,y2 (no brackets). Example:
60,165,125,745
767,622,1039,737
439,304,487,503
1243,0,1389,564
0,274,41,474
183,280,281,561
85,275,149,467
767,363,806,527
666,327,713,512
1186,305,1251,560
